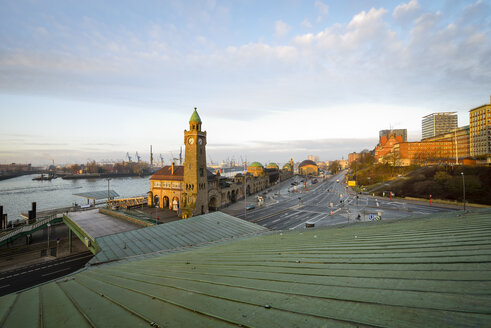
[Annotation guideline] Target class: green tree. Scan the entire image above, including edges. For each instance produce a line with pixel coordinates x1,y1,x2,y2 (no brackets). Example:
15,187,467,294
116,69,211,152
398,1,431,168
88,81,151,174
70,164,81,174
330,161,340,174
86,161,100,173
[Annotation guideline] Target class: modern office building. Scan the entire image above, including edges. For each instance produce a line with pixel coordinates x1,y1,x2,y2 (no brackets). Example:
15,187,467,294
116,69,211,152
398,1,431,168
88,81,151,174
469,97,491,160
424,126,470,163
379,129,407,142
392,141,454,166
422,112,458,139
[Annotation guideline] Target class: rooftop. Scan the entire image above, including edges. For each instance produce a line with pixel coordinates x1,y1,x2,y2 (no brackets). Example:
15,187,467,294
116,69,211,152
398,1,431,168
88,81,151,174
422,112,457,118
189,108,202,123
1,209,491,327
298,159,317,167
249,161,264,168
90,212,269,265
67,209,140,239
73,190,119,200
150,165,184,181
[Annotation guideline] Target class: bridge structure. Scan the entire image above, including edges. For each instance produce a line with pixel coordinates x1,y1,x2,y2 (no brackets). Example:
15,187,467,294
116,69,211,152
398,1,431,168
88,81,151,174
0,208,143,255
0,214,63,248
107,196,147,209
0,189,156,257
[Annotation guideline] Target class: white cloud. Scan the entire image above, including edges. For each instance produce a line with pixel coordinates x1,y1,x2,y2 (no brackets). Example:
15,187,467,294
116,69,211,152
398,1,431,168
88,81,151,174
1,3,490,165
348,7,388,29
275,20,290,37
459,0,490,25
315,1,329,15
393,0,421,22
224,42,298,64
301,19,313,29
293,33,314,46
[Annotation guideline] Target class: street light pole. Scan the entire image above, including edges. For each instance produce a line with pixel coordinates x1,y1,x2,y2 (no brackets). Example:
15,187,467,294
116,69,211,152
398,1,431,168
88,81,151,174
244,174,247,220
461,172,466,211
46,223,51,256
107,178,112,206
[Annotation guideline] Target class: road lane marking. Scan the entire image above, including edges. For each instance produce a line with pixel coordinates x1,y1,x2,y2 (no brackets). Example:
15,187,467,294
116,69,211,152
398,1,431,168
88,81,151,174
0,284,10,289
291,210,339,230
41,267,72,277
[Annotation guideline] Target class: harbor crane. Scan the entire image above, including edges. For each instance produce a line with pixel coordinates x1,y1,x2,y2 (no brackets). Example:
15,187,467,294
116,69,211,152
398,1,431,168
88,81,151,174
150,145,153,166
170,152,179,165
135,151,141,162
126,152,132,162
159,154,164,167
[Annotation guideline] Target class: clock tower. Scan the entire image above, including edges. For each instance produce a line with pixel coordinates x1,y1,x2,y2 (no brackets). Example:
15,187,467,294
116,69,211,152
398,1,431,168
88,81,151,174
181,108,208,218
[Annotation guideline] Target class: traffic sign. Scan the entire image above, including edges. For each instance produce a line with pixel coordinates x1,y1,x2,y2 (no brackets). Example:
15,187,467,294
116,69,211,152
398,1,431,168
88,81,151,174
368,214,375,221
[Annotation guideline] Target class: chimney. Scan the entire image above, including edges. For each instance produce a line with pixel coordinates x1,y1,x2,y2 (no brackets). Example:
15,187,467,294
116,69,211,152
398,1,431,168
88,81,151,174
171,162,175,175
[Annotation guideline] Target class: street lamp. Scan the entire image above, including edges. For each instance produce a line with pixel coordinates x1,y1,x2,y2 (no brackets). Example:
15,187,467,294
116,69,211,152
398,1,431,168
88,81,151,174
461,172,466,211
106,178,112,206
46,223,51,256
244,174,247,220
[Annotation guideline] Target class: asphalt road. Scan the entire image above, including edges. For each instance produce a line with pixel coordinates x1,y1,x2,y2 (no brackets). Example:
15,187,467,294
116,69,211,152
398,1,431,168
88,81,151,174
237,172,457,230
0,251,93,296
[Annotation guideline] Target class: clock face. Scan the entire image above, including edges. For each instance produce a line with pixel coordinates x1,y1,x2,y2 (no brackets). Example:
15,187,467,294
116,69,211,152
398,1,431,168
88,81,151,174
188,137,194,144
198,138,203,145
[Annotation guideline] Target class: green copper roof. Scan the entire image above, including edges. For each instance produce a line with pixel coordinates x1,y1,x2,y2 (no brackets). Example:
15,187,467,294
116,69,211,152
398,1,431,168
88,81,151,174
90,212,269,265
249,161,263,168
2,209,491,327
189,108,202,123
267,163,279,169
283,163,292,169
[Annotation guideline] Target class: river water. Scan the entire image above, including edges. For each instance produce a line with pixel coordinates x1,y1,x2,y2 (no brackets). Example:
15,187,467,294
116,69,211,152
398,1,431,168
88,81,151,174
0,174,150,223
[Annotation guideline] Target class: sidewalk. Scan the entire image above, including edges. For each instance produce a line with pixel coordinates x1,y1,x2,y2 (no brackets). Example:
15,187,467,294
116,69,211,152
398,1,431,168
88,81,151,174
0,235,88,273
221,176,301,216
344,183,483,210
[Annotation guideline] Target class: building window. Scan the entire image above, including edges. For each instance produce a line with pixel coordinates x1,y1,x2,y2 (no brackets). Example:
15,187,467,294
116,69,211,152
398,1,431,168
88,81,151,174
153,181,161,188
200,168,204,177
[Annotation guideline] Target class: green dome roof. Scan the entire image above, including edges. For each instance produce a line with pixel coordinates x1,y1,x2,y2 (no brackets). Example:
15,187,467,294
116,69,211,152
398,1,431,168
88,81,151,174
267,163,279,169
299,159,317,167
282,163,292,169
189,108,202,123
249,161,264,168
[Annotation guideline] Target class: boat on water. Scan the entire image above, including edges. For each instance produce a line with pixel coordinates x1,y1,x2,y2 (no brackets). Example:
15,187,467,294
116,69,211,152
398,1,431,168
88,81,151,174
32,173,56,181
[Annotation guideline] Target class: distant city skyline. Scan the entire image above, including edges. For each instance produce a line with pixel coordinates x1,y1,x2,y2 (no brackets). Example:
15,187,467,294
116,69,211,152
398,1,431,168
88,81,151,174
1,0,490,165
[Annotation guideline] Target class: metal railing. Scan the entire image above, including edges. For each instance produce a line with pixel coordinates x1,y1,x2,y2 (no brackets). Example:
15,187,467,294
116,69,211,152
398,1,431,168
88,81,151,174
0,214,61,245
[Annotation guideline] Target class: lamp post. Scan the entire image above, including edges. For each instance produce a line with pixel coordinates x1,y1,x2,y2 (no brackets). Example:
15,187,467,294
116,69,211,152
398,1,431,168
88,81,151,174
46,223,51,256
106,178,112,206
244,174,247,220
461,172,466,211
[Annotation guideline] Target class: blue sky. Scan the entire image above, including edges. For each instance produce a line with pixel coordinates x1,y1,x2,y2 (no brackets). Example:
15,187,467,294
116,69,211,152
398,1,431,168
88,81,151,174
1,0,490,165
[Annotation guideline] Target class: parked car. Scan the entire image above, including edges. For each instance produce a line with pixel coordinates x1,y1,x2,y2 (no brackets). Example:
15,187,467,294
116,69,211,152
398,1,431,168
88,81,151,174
246,204,256,210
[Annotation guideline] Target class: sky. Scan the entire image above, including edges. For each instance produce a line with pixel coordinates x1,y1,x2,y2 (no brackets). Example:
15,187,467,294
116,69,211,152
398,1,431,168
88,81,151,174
0,0,490,166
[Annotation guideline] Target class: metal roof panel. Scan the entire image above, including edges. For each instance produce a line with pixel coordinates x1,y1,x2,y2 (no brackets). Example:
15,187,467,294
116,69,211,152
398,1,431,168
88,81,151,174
89,211,269,265
2,209,491,327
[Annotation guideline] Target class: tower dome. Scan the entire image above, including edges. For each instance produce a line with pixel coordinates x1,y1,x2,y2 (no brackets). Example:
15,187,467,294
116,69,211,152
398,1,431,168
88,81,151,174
189,107,202,123
249,162,264,168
